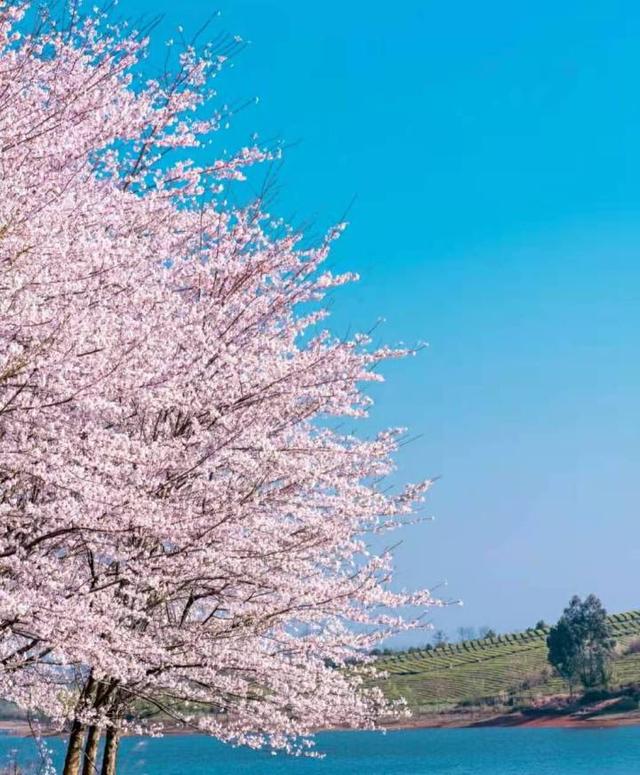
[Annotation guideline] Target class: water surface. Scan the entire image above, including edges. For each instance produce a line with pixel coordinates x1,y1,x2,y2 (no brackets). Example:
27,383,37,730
1,727,638,774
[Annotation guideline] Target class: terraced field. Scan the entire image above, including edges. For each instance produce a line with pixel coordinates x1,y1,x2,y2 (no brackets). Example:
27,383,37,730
375,610,640,713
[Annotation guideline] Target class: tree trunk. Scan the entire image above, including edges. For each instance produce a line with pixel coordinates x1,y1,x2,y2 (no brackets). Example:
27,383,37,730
100,726,120,775
81,679,118,775
62,719,87,775
62,675,96,775
81,725,102,775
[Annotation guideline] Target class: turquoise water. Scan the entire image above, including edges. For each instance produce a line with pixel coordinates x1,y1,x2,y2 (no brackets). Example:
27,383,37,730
1,727,639,774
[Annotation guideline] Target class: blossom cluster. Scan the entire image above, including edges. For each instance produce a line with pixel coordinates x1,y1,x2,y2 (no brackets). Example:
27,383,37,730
0,1,439,757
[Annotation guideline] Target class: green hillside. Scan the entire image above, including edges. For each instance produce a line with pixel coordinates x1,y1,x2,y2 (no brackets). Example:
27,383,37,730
375,610,640,714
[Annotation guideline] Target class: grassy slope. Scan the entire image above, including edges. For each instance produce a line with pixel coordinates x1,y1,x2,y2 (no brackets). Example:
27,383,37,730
375,610,640,714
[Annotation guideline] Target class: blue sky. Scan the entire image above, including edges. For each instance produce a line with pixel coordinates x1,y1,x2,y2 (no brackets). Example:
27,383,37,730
126,0,640,640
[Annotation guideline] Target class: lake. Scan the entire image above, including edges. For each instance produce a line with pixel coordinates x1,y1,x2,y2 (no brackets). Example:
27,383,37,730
1,727,639,774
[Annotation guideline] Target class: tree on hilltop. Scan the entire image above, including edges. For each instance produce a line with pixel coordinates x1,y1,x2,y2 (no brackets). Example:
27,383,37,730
546,595,615,695
433,630,449,647
456,626,476,643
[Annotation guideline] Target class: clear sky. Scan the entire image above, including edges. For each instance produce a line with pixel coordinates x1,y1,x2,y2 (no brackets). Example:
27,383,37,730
125,0,640,640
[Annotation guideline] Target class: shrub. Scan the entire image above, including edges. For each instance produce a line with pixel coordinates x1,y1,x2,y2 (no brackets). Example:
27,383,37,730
580,688,611,704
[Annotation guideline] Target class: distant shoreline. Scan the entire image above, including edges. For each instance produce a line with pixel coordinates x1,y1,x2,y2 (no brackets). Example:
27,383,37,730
383,704,640,730
2,706,640,739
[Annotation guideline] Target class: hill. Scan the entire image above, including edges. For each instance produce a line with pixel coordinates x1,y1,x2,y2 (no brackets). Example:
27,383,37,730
375,610,640,715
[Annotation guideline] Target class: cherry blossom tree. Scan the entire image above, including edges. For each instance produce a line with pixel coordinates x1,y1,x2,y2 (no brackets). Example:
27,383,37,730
0,3,440,773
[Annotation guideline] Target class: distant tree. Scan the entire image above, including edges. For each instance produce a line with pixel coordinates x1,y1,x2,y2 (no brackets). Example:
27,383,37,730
478,626,497,640
546,595,615,694
535,620,548,630
456,626,476,643
433,630,449,647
